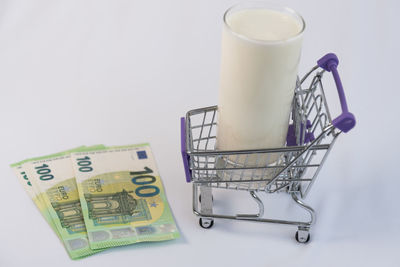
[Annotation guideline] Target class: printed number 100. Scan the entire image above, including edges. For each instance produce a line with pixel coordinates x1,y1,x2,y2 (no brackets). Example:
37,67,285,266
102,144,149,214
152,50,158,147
131,167,160,197
76,156,93,172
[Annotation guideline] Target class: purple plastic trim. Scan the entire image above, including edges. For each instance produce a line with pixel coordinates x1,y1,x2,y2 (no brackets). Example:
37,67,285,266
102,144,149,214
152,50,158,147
180,117,192,183
305,132,315,143
286,120,315,146
317,53,356,133
286,124,297,146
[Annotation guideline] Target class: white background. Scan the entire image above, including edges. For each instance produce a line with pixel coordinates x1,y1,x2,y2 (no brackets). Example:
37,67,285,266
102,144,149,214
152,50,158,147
0,0,399,266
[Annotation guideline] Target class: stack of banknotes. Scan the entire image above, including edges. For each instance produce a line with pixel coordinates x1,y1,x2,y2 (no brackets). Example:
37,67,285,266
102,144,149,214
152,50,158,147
11,144,180,260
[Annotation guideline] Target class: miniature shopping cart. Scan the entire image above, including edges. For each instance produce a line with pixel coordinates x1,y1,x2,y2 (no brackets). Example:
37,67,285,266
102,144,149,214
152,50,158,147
180,53,356,243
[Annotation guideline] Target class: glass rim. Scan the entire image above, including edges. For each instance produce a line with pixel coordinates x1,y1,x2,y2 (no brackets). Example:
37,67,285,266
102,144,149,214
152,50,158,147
223,2,306,45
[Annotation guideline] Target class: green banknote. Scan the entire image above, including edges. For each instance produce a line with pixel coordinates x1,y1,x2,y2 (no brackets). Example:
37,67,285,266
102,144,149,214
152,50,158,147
71,144,180,249
11,162,61,239
23,146,106,260
10,147,88,240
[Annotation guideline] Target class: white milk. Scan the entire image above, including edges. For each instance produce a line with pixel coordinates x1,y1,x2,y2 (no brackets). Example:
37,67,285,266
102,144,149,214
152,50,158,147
217,7,304,168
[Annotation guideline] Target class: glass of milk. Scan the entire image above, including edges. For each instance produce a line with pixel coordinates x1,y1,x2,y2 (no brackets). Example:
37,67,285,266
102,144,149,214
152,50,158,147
216,2,305,176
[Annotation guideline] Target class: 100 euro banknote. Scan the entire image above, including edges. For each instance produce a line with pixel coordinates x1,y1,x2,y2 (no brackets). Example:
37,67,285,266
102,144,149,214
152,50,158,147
23,146,105,259
11,162,61,240
71,144,180,249
10,147,88,244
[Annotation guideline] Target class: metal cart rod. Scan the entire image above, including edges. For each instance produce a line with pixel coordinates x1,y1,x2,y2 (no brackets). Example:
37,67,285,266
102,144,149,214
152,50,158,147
236,191,264,218
192,178,313,184
193,210,312,227
192,165,320,171
188,143,331,156
193,185,314,227
265,125,334,191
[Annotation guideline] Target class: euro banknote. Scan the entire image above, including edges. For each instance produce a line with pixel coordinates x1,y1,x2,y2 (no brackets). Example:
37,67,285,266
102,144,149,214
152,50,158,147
11,162,61,239
71,144,180,249
10,146,87,240
22,146,105,259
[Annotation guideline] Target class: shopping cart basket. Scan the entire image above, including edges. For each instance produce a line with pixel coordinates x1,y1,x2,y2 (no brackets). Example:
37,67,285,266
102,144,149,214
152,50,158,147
180,53,356,243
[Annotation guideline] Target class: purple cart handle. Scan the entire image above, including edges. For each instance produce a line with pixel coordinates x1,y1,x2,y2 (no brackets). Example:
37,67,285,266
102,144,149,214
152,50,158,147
317,53,356,133
180,117,192,182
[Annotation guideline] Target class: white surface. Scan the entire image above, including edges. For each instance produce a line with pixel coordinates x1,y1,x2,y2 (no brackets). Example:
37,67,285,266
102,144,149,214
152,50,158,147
0,0,399,266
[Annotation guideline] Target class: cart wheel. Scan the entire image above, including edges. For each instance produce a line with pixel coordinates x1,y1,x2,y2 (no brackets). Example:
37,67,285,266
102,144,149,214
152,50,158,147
295,231,310,243
199,195,213,203
199,218,214,229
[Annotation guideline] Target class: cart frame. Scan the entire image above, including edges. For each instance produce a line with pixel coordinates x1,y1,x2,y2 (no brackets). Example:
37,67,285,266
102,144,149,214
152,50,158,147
180,53,355,243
